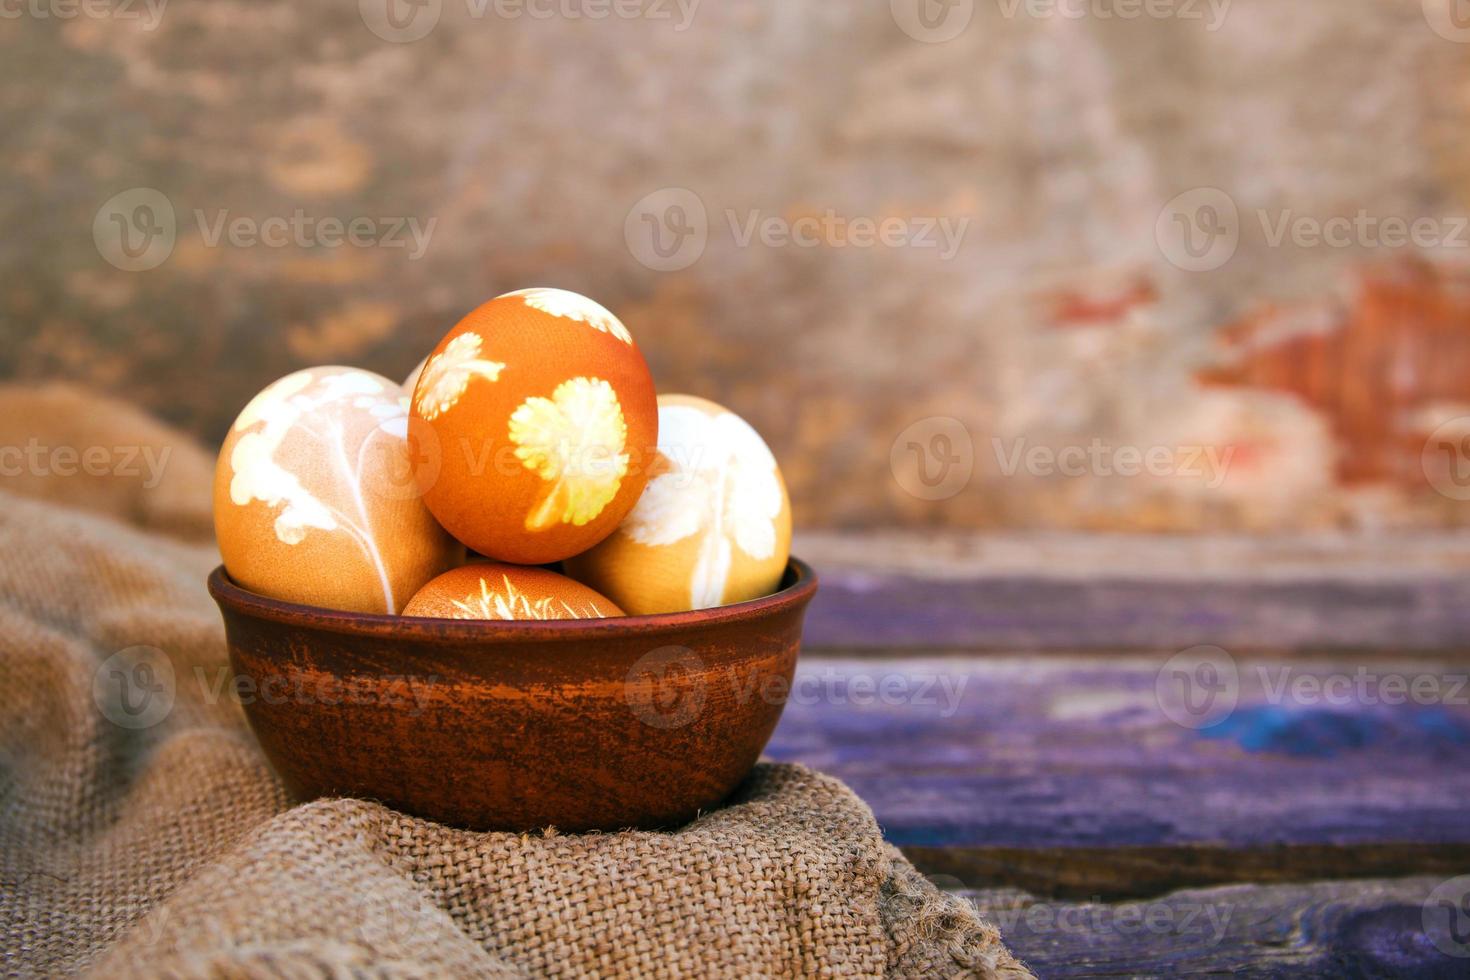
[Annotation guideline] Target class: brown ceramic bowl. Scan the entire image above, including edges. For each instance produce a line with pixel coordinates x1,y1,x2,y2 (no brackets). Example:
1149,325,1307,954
207,559,816,832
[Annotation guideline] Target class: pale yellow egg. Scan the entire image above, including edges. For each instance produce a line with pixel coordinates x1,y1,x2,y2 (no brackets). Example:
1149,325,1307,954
565,394,792,614
213,366,461,614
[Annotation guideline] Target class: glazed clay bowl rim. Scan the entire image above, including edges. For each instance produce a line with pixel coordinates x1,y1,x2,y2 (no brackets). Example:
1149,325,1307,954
207,557,818,643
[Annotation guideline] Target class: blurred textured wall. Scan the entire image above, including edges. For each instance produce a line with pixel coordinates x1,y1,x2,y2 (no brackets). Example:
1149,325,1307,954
4,0,1470,529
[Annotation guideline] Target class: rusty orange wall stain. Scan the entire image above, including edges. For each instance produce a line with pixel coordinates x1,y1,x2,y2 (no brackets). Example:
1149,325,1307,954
1045,276,1157,328
1198,260,1470,487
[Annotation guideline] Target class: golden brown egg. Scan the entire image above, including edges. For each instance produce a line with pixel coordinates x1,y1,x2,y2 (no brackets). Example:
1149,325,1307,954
403,562,623,620
565,394,792,614
213,366,461,614
409,288,658,565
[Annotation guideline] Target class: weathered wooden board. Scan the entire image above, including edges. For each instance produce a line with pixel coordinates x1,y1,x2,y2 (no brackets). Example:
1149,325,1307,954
794,532,1470,652
800,572,1470,653
765,655,1470,898
959,876,1470,978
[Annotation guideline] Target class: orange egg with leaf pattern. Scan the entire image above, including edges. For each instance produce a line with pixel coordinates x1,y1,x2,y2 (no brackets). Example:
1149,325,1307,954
409,289,658,565
403,562,623,621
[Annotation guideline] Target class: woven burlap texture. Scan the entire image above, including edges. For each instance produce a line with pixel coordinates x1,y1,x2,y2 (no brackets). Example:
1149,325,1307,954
0,384,1032,979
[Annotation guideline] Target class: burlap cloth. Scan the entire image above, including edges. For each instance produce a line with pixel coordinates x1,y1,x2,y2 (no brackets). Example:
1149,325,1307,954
0,384,1031,979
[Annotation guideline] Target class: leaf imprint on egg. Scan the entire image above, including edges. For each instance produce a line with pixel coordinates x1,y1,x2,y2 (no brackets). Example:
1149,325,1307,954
413,333,506,421
450,575,608,620
508,287,633,344
509,377,629,531
623,405,783,609
229,369,407,611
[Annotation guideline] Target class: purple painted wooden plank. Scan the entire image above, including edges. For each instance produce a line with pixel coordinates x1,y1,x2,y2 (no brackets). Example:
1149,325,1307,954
764,655,1470,894
801,571,1470,651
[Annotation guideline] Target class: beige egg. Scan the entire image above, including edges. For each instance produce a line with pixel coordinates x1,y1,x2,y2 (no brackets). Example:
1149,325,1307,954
403,562,623,620
213,366,461,614
403,355,427,393
565,394,792,614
